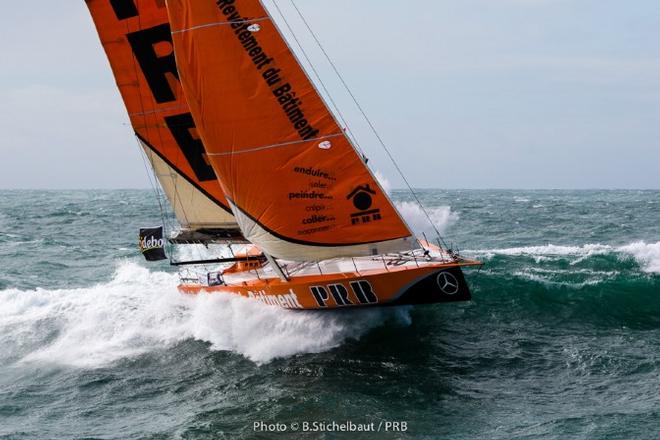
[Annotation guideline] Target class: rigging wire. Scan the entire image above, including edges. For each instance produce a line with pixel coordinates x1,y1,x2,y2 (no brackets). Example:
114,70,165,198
129,13,173,257
288,0,450,249
268,0,366,160
136,140,168,226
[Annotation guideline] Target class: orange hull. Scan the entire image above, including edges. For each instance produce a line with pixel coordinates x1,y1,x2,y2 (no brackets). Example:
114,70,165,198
179,261,479,310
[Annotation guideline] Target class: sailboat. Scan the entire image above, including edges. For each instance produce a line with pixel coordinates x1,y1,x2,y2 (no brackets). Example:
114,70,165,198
86,0,481,310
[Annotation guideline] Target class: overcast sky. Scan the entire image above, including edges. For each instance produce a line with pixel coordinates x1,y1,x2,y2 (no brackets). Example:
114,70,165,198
1,0,659,189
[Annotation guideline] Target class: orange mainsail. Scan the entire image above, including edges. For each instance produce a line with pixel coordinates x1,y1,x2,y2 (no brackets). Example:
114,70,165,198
86,0,238,231
167,0,415,260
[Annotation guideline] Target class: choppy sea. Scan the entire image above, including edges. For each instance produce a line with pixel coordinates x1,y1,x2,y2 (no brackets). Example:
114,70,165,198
0,189,659,439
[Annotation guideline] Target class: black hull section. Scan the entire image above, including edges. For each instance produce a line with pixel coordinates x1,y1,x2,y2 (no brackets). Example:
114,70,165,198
391,266,472,306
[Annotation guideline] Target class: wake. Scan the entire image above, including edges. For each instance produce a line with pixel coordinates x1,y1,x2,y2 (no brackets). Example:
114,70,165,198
0,262,411,368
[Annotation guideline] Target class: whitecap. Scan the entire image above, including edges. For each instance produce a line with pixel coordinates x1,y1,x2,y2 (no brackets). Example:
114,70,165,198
466,241,660,274
466,244,614,262
0,262,411,368
617,241,660,274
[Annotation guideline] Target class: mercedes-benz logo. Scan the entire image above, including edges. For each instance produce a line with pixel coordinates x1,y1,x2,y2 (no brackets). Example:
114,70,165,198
436,271,460,295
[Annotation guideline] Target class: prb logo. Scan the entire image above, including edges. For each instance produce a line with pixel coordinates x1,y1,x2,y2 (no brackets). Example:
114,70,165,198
436,271,460,295
347,184,382,225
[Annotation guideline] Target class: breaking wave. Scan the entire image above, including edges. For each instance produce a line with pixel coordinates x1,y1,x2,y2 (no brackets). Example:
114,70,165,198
467,241,660,274
618,241,660,274
0,262,411,368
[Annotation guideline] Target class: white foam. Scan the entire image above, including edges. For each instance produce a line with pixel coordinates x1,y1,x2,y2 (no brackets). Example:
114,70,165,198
374,170,457,236
189,294,411,363
396,202,458,236
467,241,660,273
0,262,411,368
467,244,614,263
618,241,660,274
373,169,392,195
511,268,619,288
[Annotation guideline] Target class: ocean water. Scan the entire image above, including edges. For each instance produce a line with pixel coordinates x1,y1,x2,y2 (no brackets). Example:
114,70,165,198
0,189,659,439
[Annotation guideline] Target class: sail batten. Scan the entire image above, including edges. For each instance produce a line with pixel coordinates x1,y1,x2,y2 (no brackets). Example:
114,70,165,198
86,0,241,234
166,0,415,261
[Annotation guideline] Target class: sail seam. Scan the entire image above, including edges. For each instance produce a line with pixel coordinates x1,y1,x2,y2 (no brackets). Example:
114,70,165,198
206,133,343,157
267,0,365,159
171,17,270,34
129,105,189,118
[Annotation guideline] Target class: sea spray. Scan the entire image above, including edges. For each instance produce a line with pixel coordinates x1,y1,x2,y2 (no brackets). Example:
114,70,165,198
396,201,458,237
1,262,411,368
374,171,458,236
618,241,660,273
189,293,411,364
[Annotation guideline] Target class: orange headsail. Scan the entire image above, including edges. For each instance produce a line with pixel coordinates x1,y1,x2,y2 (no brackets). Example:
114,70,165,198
86,0,238,231
166,0,415,261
